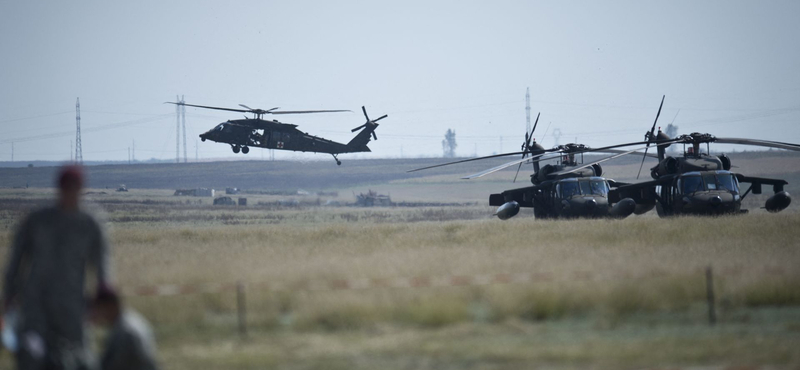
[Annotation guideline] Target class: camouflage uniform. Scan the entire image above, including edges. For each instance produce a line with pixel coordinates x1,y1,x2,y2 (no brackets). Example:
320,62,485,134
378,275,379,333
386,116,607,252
100,309,158,370
3,206,110,370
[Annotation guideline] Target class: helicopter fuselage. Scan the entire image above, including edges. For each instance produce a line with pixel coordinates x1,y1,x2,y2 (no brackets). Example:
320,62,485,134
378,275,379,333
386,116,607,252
491,174,636,220
617,149,792,216
199,119,370,155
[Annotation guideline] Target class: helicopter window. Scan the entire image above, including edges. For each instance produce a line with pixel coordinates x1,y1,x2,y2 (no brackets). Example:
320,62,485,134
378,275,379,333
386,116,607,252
559,182,580,198
682,176,703,194
588,180,609,196
283,133,291,142
579,181,592,195
703,174,718,190
272,131,280,142
216,124,225,131
717,174,738,193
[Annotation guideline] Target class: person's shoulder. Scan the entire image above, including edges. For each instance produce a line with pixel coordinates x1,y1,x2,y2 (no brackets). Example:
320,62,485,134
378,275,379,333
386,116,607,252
24,206,59,223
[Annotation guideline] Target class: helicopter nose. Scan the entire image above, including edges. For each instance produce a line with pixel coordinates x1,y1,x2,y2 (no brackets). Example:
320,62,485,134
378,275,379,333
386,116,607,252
585,198,597,209
709,196,722,207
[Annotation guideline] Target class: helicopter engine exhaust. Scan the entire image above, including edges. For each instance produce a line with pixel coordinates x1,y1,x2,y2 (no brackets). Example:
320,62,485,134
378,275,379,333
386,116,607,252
765,191,791,213
494,201,520,220
609,198,636,218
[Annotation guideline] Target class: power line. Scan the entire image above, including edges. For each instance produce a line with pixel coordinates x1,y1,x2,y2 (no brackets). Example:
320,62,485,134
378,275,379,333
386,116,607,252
0,114,172,144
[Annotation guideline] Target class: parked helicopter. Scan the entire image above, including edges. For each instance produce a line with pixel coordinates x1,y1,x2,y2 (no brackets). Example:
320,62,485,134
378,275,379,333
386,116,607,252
409,113,662,220
613,131,800,216
600,96,800,216
167,102,387,165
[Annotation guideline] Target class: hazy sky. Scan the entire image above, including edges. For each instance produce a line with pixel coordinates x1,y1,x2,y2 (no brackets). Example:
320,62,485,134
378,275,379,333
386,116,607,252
1,0,799,162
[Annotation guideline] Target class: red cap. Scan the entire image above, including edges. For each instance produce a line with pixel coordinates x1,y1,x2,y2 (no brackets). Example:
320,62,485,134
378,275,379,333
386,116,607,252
58,165,84,190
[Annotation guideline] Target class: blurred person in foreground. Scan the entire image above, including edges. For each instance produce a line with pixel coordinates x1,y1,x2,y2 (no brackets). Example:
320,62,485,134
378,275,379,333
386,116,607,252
3,165,111,370
91,288,158,370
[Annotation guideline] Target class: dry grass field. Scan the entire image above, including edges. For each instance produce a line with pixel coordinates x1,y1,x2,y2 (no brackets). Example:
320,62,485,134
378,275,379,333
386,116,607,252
1,154,799,369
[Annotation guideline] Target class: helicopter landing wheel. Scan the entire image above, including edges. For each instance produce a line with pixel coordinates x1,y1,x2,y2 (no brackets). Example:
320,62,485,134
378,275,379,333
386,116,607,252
242,146,250,154
332,154,341,165
232,146,240,154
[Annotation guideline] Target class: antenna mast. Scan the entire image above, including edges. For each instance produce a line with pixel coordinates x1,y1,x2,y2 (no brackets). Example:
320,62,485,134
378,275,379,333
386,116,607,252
75,98,83,163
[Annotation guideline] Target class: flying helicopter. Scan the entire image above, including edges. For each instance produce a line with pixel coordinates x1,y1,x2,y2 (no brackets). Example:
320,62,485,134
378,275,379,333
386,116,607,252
409,113,662,220
604,96,800,216
167,102,387,165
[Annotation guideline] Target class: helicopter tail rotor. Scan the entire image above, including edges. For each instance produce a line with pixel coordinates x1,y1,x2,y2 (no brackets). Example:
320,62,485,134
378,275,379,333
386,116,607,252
351,106,387,140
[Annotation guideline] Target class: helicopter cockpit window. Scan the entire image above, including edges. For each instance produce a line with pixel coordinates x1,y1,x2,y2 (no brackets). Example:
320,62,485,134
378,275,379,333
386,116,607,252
682,175,703,194
283,133,291,142
717,174,738,193
588,180,609,196
216,123,225,131
559,182,580,198
703,174,718,190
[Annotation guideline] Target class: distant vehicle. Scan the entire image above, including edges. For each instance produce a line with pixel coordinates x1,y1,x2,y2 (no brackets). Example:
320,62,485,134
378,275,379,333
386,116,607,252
167,102,387,165
213,196,236,205
355,190,393,207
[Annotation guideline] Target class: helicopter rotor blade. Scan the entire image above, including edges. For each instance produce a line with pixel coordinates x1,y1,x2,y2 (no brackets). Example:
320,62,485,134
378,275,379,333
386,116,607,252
554,141,676,177
362,106,370,122
239,104,254,110
554,147,649,176
530,112,541,142
637,95,665,179
269,109,350,115
372,131,378,141
373,114,388,122
461,151,563,180
512,160,524,183
407,151,531,172
165,102,250,113
713,137,800,151
351,124,367,132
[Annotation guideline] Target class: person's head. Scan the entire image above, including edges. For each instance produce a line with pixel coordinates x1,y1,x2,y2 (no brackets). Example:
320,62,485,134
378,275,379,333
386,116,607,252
57,165,84,210
91,286,121,326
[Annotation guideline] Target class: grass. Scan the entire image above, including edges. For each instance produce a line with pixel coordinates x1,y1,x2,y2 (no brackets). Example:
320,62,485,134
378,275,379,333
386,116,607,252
1,153,800,368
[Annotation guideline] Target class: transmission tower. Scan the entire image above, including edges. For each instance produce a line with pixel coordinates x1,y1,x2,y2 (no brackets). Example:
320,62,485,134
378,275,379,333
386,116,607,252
181,95,187,163
75,98,83,163
525,87,531,134
175,95,181,163
552,128,562,146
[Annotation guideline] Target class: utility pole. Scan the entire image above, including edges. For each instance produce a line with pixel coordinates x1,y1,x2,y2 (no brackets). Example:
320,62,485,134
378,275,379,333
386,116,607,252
75,98,83,163
525,87,531,134
132,140,135,162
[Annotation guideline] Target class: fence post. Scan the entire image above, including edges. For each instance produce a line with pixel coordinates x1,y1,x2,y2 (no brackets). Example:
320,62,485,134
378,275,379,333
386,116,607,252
237,281,247,337
705,266,716,326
